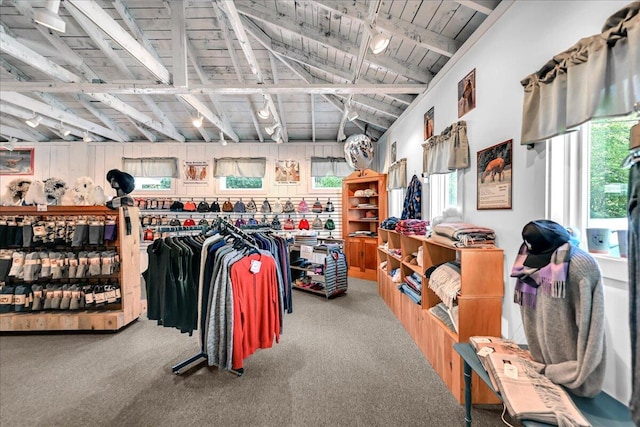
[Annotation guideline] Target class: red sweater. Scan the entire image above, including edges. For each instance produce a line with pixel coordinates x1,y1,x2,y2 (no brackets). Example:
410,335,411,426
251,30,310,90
230,253,280,370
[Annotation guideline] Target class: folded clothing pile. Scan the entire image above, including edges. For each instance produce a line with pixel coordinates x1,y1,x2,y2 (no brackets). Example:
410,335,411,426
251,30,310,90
398,283,421,305
431,222,495,247
294,230,318,247
380,217,400,230
395,219,429,235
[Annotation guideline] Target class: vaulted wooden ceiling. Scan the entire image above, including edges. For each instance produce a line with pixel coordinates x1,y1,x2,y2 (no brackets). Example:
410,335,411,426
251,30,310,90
0,0,500,145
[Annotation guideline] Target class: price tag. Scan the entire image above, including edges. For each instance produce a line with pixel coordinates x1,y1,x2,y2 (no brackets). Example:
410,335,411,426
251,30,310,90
473,337,492,344
504,363,518,380
250,259,261,274
300,244,313,259
477,347,494,357
37,204,48,212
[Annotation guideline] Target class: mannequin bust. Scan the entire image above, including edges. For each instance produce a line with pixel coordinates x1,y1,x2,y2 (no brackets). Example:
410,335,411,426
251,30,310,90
512,220,606,397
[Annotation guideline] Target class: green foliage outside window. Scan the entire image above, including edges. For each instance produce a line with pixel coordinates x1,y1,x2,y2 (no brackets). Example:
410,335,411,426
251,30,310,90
225,176,263,189
313,176,342,188
589,119,631,219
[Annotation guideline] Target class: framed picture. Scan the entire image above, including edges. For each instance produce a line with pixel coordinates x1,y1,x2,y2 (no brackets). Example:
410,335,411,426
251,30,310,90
390,141,397,164
0,148,34,175
183,160,209,184
424,107,434,140
458,68,476,118
477,139,512,210
275,160,300,184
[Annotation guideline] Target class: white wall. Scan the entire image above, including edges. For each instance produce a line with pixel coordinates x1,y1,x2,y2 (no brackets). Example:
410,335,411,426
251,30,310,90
379,0,632,403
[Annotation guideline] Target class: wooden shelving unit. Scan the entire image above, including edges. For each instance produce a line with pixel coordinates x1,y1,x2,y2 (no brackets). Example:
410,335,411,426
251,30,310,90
0,206,142,332
377,228,503,404
341,169,387,281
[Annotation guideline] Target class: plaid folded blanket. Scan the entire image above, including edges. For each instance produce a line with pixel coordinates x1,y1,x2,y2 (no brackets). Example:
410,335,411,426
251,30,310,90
432,222,495,246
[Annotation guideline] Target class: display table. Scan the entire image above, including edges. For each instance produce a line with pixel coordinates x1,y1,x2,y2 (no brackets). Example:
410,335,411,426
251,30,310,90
453,343,634,427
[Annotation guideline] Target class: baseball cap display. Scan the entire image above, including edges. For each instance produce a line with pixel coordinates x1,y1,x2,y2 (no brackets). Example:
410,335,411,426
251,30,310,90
521,220,570,268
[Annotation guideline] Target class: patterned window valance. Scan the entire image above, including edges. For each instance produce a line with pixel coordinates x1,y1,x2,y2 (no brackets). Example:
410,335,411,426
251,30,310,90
422,121,469,177
310,157,352,177
520,3,639,145
387,158,407,190
122,157,178,178
213,157,267,178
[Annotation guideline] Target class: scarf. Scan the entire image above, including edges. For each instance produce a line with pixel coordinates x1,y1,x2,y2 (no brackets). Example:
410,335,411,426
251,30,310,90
511,242,572,308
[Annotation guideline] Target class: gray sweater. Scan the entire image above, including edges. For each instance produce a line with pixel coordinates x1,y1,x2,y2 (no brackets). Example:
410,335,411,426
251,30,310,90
520,247,606,398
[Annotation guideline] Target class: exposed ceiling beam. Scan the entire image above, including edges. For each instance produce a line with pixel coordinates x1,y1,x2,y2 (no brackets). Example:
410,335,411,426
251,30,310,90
171,0,188,88
310,94,316,143
0,117,48,141
234,2,433,83
308,1,461,57
456,0,500,16
0,124,45,142
112,0,164,64
126,117,157,142
1,92,123,141
215,0,286,142
0,82,426,95
65,0,171,84
268,53,288,143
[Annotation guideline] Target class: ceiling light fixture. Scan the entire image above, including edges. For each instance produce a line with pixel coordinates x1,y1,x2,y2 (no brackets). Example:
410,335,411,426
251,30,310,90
58,122,71,137
364,20,390,55
271,127,282,143
34,0,66,33
192,114,203,128
219,131,227,146
25,114,42,128
2,137,17,151
265,122,280,136
347,107,359,122
83,131,93,143
257,97,271,120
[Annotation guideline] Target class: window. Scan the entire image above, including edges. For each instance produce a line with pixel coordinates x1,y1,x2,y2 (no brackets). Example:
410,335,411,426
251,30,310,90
429,171,458,220
548,113,633,262
133,177,172,191
312,176,342,189
220,177,263,190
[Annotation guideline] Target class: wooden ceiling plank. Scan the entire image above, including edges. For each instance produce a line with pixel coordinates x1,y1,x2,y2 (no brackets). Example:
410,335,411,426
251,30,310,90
65,0,171,84
126,117,158,142
268,52,288,143
171,0,188,88
456,0,500,16
310,94,316,143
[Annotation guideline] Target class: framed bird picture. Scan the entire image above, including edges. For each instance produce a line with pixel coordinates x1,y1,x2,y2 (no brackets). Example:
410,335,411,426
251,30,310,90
0,148,34,175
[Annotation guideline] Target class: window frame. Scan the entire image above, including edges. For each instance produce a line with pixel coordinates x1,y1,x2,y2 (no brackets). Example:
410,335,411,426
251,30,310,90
131,176,176,195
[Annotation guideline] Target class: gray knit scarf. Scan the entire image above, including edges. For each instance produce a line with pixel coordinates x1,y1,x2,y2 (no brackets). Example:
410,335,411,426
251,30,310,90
511,242,572,308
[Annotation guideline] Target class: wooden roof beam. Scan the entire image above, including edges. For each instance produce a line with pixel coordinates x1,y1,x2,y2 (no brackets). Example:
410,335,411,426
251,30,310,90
456,0,500,16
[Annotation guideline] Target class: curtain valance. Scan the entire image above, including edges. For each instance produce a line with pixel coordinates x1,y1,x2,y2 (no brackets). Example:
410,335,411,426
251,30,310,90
213,157,266,178
122,157,179,178
422,121,469,177
520,2,640,145
310,157,352,177
387,158,407,189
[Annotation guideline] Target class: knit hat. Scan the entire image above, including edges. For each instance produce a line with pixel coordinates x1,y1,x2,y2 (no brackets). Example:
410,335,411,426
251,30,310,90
261,199,271,213
312,216,323,230
170,201,184,211
521,220,570,268
272,199,283,213
283,199,295,213
197,200,210,212
198,218,209,226
325,199,334,212
284,217,295,230
169,218,181,226
298,218,310,230
183,201,197,212
324,218,335,230
298,199,309,213
271,216,282,230
210,200,221,212
246,198,257,213
183,218,196,227
233,200,246,213
235,217,246,228
106,169,135,195
222,200,233,212
312,199,323,213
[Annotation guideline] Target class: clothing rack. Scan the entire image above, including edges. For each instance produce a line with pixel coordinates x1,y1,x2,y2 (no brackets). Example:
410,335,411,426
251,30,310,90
171,217,258,376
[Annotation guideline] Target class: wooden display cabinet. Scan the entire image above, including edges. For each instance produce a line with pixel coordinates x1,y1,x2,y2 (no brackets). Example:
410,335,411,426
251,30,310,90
0,206,142,332
377,228,503,404
342,169,387,281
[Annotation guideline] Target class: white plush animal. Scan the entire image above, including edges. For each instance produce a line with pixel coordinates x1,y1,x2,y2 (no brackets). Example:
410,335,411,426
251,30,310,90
1,178,32,206
24,180,47,205
60,176,106,206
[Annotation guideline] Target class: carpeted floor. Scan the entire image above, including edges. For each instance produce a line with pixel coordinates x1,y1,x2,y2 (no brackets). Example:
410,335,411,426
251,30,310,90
0,278,509,427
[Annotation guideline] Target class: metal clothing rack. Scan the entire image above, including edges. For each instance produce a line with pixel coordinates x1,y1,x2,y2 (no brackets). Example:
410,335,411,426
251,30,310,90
171,217,256,376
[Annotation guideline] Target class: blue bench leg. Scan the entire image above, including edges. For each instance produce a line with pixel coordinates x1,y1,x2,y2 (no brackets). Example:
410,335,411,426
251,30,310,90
464,361,472,426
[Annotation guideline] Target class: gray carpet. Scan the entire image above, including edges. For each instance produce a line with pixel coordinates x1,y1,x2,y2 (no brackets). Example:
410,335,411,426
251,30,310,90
0,279,508,427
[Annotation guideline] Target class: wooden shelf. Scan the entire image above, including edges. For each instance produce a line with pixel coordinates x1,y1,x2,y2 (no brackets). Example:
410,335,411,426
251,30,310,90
0,206,142,332
377,227,503,405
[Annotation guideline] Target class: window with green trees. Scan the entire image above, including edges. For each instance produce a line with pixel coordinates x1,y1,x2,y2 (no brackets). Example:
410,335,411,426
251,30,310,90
312,176,342,189
134,177,172,191
589,116,632,227
221,176,263,189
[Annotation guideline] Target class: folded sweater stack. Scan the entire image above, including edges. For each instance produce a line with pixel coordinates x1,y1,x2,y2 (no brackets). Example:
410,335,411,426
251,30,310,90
431,222,495,247
395,219,429,235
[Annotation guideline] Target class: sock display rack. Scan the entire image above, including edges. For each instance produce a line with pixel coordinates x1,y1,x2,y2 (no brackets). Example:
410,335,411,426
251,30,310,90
0,205,142,332
137,196,343,241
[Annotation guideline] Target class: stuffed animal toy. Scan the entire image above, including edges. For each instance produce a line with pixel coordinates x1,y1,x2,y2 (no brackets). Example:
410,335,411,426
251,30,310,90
1,178,32,206
60,176,104,206
24,180,47,205
431,207,464,226
43,177,68,205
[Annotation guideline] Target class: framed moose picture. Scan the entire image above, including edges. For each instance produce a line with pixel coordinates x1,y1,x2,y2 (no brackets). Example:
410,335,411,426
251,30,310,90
477,139,512,210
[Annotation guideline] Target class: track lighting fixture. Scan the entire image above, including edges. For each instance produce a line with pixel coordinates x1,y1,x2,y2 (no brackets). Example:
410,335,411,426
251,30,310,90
271,127,282,142
347,107,359,122
219,131,227,146
257,96,271,120
25,114,42,128
83,131,93,143
58,122,71,137
34,0,66,33
192,114,203,128
2,137,17,151
364,20,390,55
265,122,280,136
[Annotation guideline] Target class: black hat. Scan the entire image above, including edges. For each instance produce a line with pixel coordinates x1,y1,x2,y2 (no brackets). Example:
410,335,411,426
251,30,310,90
521,220,570,268
106,169,135,195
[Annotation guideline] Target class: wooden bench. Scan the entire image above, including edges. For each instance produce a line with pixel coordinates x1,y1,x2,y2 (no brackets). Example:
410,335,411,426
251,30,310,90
453,343,635,426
